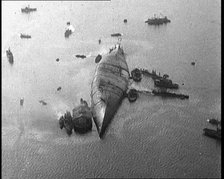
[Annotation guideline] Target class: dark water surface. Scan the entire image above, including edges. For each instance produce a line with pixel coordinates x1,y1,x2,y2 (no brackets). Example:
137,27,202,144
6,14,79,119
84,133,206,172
2,0,221,178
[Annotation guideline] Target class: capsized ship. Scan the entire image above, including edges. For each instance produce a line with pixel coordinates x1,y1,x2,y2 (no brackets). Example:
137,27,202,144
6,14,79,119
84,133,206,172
91,45,130,138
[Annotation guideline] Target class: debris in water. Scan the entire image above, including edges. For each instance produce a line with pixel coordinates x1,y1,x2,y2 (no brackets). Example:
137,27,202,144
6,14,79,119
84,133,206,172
124,19,127,23
56,58,59,62
191,62,195,66
98,39,101,44
39,100,47,105
57,87,62,91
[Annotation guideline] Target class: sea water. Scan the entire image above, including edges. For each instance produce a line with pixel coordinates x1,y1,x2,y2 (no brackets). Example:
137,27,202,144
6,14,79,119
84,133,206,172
2,0,221,178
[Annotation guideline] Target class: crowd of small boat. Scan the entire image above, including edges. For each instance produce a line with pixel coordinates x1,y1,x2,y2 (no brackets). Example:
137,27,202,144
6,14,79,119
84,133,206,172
130,68,188,100
6,4,220,141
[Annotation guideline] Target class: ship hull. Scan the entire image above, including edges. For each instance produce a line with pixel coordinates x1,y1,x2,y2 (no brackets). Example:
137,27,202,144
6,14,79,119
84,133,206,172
91,46,129,138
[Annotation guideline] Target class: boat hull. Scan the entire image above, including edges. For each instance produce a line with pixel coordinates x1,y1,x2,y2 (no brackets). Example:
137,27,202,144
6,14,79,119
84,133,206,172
91,46,129,138
203,128,221,140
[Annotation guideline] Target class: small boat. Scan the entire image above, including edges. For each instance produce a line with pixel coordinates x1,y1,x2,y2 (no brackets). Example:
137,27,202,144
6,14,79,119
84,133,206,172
39,100,47,105
131,68,142,82
111,33,122,37
127,89,138,102
207,118,221,125
154,79,179,89
75,55,86,59
124,19,127,23
59,99,93,134
145,14,171,25
152,89,189,99
20,34,31,39
140,68,162,80
64,29,72,38
6,48,14,64
95,54,102,63
203,128,221,140
60,111,73,135
57,87,62,91
21,6,37,13
191,62,195,65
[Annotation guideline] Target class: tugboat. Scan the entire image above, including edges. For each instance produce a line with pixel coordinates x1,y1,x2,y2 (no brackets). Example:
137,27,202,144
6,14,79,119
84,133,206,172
152,89,189,99
21,5,37,13
6,48,14,64
20,33,31,39
203,127,221,140
154,78,179,89
145,14,171,25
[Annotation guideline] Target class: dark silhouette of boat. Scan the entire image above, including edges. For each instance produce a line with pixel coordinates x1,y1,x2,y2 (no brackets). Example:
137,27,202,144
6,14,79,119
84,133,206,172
21,6,37,13
124,19,127,23
127,89,138,102
20,34,31,39
76,55,86,59
145,14,171,25
95,54,102,63
59,99,92,135
91,45,129,138
72,99,93,134
65,29,72,38
140,68,162,80
207,118,221,126
154,78,179,89
111,33,122,37
152,89,189,99
203,128,221,140
6,48,14,64
131,68,142,82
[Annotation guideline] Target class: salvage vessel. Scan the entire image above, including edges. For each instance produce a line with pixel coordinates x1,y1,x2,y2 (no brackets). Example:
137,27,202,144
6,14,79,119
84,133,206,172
91,45,130,138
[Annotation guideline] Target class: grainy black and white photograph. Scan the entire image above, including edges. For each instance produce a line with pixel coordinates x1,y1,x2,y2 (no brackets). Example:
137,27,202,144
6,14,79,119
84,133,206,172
2,0,221,178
